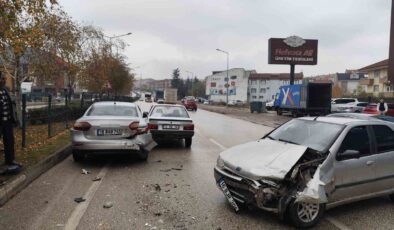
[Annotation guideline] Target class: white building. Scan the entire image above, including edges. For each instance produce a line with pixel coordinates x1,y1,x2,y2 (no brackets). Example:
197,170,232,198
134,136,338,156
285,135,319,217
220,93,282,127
248,73,303,102
205,68,256,103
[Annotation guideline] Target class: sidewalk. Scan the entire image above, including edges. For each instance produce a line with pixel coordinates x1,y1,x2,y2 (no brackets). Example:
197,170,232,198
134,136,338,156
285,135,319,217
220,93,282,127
0,130,71,206
198,104,291,128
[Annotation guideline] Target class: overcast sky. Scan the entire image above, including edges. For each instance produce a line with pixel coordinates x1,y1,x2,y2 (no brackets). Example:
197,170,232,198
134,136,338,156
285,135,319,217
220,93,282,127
60,0,391,80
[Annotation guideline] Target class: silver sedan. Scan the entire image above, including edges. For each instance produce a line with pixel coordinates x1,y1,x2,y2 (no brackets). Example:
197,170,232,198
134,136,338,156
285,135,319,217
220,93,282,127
214,116,394,228
71,101,156,161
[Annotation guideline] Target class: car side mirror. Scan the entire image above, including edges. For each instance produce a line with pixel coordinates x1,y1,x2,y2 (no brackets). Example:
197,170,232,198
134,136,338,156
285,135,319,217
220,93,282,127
337,149,360,161
143,112,148,118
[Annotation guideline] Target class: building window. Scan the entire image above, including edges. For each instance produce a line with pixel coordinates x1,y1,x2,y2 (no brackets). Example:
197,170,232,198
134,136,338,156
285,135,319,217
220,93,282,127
251,80,257,85
272,95,275,99
230,75,237,80
260,80,266,85
210,82,216,87
259,96,264,99
252,96,257,99
251,88,256,93
260,88,266,93
373,85,379,92
374,70,381,78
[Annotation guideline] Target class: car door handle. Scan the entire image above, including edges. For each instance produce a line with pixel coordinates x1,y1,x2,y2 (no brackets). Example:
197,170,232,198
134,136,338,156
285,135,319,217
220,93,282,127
366,161,375,166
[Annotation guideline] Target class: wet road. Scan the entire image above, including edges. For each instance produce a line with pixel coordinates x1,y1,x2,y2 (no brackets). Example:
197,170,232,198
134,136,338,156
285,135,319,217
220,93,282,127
0,103,393,229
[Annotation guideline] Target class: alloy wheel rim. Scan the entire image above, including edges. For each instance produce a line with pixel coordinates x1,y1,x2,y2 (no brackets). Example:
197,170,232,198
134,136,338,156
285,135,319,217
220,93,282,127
296,202,319,223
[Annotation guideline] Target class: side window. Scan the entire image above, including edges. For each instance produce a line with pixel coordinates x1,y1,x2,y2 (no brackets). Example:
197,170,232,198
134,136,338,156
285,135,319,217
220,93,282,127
339,126,371,156
372,125,394,153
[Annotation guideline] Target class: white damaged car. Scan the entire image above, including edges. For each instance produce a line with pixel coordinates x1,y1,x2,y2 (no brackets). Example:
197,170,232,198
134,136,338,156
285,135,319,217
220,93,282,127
214,116,394,228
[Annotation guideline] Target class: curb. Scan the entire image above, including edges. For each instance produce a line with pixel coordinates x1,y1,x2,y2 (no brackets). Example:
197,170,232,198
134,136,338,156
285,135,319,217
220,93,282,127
0,144,72,206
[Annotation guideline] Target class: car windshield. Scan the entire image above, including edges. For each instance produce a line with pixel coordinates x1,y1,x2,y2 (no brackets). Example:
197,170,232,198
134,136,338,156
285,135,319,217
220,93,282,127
87,104,138,117
268,119,344,152
333,99,356,104
151,106,189,118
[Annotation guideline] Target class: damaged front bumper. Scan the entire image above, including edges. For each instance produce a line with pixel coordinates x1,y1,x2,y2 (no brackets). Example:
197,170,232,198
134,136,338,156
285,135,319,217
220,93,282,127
214,166,283,214
214,165,328,217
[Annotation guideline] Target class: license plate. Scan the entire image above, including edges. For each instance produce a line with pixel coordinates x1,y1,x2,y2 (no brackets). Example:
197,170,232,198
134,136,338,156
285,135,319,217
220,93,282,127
97,128,122,136
218,178,239,212
162,124,179,130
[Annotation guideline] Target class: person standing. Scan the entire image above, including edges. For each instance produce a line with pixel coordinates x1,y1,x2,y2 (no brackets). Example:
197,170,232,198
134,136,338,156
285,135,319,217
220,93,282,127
0,72,21,167
376,98,388,115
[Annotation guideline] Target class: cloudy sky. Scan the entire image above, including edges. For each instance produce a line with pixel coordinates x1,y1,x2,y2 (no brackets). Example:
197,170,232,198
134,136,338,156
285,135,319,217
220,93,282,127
60,0,391,80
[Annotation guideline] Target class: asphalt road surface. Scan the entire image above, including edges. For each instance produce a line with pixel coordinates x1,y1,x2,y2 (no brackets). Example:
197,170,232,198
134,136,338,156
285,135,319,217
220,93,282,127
0,102,393,230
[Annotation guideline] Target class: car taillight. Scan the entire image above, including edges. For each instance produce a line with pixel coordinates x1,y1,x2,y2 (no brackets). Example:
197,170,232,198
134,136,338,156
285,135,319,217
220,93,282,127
73,121,91,131
129,121,140,130
183,124,194,130
148,123,158,130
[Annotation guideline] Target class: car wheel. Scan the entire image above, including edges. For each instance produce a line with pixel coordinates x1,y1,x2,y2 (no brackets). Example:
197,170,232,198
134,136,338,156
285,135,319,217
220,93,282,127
287,200,325,228
277,109,282,115
72,150,85,162
389,194,394,202
138,149,149,161
185,137,192,148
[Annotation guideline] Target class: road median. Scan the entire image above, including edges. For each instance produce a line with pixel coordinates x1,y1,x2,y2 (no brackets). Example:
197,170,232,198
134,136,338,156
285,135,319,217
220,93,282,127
198,104,290,128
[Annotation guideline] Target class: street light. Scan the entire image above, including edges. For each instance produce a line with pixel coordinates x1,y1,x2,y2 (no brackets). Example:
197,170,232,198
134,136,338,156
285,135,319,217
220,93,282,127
216,48,229,106
185,70,194,96
105,32,132,55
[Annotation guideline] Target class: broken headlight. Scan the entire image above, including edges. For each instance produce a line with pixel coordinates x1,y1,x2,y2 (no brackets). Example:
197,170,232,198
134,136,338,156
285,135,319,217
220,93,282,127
216,155,225,168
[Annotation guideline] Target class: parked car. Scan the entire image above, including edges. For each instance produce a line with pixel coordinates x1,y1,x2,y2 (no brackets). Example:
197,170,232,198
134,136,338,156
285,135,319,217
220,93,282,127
327,112,394,123
157,99,164,104
331,98,359,113
183,99,197,111
146,104,194,147
363,103,394,116
265,99,275,110
71,102,156,162
214,116,394,228
333,101,368,113
228,100,244,106
203,100,209,105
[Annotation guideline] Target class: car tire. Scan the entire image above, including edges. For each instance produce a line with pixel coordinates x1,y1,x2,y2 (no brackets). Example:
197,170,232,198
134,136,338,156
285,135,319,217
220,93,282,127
138,149,149,161
72,150,85,162
185,137,192,148
389,194,394,202
277,109,282,115
287,199,325,229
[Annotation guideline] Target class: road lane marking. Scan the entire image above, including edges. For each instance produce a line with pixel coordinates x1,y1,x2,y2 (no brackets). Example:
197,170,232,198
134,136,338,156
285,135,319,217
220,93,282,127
325,215,352,230
209,138,227,150
65,164,109,230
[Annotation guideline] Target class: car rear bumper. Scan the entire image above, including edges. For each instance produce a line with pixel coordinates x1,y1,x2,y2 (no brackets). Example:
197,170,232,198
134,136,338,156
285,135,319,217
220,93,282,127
72,130,155,151
150,130,194,139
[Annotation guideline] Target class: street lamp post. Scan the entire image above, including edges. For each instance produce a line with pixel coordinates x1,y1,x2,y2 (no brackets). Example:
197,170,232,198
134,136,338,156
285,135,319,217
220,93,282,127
185,70,194,96
216,48,229,106
106,32,132,55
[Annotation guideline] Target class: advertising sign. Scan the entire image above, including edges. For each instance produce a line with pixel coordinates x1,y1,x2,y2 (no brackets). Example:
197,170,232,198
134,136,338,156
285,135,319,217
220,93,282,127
268,36,318,65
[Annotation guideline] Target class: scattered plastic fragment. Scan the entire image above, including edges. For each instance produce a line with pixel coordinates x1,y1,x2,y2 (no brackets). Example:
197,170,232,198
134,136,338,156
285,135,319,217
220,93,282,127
81,169,90,174
74,197,86,203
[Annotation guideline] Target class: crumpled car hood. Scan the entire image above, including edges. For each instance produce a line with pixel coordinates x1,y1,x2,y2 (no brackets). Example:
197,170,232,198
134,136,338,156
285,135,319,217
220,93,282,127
220,139,308,180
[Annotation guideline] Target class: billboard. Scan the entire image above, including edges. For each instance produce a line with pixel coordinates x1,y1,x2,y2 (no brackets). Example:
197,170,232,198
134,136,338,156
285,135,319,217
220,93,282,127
268,36,318,65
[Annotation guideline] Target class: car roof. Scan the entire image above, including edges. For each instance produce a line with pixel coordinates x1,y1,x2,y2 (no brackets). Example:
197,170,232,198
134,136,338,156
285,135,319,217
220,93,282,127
153,104,185,108
299,116,369,125
92,101,136,107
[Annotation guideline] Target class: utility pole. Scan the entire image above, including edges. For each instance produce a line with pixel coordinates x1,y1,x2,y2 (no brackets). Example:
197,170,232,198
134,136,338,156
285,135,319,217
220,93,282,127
216,48,230,106
388,0,394,88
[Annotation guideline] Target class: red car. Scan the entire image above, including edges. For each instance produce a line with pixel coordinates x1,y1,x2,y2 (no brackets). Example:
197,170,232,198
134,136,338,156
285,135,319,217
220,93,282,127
362,103,394,116
183,99,197,111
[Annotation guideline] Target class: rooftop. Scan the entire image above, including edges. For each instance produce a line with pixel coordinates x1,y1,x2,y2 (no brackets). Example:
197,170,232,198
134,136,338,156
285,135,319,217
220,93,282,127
358,59,388,72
